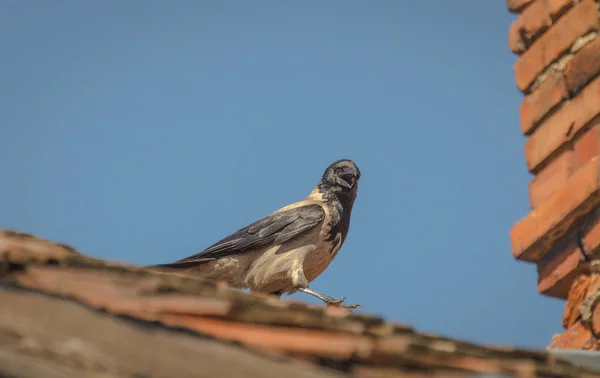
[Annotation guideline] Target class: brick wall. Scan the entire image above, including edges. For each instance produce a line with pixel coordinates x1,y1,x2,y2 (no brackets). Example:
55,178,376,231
506,0,600,348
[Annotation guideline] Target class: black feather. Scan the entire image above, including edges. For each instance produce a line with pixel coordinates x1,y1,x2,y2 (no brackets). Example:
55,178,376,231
156,204,325,268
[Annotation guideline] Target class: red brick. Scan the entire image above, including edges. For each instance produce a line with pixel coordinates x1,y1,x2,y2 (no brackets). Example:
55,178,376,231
565,36,600,96
525,75,600,173
592,307,600,337
510,156,600,262
514,0,600,92
508,0,552,54
507,0,577,54
563,275,591,327
548,321,594,349
579,275,600,333
575,122,600,168
506,0,536,13
582,212,600,257
537,209,600,298
528,122,600,210
520,73,568,135
529,148,574,208
548,0,575,20
536,231,581,297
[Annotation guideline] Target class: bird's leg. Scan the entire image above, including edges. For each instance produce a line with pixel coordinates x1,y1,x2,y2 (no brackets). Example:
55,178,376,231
292,270,361,309
297,287,361,309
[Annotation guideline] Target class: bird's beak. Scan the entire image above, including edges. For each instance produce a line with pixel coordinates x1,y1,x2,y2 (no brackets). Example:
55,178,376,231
339,167,358,189
339,179,353,189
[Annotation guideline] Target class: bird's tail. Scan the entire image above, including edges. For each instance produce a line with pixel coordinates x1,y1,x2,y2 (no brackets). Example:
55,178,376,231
145,259,214,270
145,263,172,269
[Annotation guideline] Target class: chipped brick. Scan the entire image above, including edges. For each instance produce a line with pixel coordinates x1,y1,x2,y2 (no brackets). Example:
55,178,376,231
514,0,600,92
563,275,591,327
579,276,600,335
548,321,594,349
565,36,600,96
582,213,600,257
511,156,600,262
575,122,600,169
529,149,574,209
537,208,600,298
536,232,581,298
528,120,600,209
508,0,552,54
520,73,569,135
548,0,575,20
525,76,600,173
592,294,600,336
506,0,536,13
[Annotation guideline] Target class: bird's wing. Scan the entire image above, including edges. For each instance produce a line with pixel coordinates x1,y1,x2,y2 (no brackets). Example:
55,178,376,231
153,203,325,269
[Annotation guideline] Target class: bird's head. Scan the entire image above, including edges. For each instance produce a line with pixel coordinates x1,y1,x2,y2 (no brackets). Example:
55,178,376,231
319,159,361,197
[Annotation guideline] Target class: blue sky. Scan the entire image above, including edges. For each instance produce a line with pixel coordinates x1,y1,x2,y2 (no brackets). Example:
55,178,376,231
1,1,563,348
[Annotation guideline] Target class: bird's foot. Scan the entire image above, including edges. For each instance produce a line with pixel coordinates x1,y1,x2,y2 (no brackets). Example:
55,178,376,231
325,296,362,309
296,287,361,310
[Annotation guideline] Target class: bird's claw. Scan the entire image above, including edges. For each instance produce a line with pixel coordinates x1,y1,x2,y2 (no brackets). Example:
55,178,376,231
325,296,362,309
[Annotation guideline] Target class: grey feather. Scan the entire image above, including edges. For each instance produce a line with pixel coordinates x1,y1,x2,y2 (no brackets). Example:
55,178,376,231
155,204,325,268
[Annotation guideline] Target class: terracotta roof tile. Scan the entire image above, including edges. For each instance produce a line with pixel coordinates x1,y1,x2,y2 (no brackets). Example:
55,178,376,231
1,229,600,377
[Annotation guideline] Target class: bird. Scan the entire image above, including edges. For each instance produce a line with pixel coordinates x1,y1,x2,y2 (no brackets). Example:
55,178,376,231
150,159,361,309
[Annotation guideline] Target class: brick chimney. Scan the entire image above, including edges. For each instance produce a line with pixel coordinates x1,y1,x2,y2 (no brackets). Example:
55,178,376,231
506,0,600,348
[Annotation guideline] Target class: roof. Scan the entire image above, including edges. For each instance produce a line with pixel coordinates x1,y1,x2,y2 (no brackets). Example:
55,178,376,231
1,228,599,378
